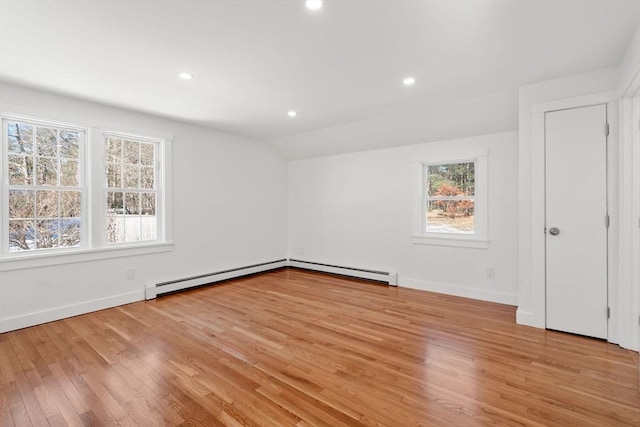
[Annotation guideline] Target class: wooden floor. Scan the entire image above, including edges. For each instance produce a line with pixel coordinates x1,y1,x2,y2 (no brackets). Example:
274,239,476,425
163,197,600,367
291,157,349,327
1,269,639,426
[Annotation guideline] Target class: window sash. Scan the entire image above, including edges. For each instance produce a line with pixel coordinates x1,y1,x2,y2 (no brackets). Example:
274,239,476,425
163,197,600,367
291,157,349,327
424,161,476,196
3,118,87,254
422,160,477,236
101,133,162,246
425,196,475,201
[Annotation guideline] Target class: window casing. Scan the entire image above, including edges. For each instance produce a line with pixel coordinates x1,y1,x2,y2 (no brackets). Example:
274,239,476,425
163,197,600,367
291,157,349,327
412,150,488,249
1,114,170,267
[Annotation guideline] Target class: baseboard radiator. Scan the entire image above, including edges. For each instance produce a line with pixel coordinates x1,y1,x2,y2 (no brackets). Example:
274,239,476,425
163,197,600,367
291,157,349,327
287,259,398,286
145,258,397,300
145,259,287,300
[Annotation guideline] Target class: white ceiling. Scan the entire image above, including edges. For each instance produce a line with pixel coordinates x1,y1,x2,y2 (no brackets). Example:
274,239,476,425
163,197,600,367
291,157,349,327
1,1,639,159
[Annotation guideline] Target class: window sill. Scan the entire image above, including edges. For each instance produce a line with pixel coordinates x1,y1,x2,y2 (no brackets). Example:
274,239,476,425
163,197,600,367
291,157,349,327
0,241,173,272
412,235,489,249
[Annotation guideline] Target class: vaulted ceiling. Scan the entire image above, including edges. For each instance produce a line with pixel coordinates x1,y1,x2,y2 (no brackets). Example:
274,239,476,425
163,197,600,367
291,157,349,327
1,1,639,158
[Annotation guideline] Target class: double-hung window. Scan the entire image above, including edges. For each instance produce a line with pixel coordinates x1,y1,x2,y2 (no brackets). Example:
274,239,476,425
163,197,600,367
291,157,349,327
412,150,488,248
104,134,159,244
424,161,475,234
1,114,170,266
5,119,85,252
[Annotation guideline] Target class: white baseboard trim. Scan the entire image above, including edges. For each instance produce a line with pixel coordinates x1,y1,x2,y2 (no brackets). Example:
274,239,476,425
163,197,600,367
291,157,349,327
287,259,398,286
147,259,287,299
515,308,545,328
400,277,518,306
516,308,536,327
0,290,143,334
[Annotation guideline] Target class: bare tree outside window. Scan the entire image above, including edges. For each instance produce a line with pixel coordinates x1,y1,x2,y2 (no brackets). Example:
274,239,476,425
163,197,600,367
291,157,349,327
3,116,165,256
7,121,83,252
105,135,158,244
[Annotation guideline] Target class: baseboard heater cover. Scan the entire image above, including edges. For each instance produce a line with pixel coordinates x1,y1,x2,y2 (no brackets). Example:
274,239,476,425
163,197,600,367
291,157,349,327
287,259,398,286
145,259,287,299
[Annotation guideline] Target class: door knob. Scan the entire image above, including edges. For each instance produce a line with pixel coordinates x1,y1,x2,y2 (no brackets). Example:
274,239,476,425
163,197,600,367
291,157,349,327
549,227,560,236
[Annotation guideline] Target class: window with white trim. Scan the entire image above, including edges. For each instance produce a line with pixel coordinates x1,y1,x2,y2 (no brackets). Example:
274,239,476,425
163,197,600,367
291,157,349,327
424,161,475,234
1,114,169,261
412,150,488,249
5,119,86,252
104,134,159,244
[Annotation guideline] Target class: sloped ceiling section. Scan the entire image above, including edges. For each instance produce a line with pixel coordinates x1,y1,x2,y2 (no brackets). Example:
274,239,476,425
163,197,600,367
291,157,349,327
273,88,518,159
0,1,639,159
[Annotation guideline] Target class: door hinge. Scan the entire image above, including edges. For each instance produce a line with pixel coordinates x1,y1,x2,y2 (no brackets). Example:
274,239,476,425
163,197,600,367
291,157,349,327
606,215,610,228
607,307,610,319
605,123,610,136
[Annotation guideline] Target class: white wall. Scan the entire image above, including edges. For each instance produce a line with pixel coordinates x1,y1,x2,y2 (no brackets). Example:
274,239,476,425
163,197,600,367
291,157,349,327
0,82,288,332
288,132,519,305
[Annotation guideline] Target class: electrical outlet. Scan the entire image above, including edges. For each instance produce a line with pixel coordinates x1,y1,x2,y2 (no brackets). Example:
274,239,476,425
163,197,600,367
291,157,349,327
486,268,495,279
126,268,135,280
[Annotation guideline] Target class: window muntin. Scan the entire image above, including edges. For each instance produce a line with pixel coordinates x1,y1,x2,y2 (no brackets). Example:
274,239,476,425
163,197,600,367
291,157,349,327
104,134,159,244
424,161,475,234
5,120,85,253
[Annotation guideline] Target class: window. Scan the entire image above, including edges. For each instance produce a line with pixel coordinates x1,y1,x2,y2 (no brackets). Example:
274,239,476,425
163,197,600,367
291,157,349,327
425,161,475,234
104,134,159,244
1,114,170,265
412,150,488,248
5,119,85,252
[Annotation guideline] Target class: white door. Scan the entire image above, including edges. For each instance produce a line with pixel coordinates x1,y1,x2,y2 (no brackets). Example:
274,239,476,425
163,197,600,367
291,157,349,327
545,104,608,339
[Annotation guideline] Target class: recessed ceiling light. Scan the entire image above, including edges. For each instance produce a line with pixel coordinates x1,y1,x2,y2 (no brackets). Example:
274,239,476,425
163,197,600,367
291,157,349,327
305,0,323,11
403,76,416,86
288,111,298,117
179,72,193,80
